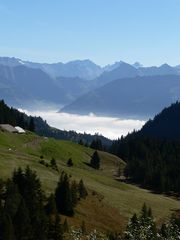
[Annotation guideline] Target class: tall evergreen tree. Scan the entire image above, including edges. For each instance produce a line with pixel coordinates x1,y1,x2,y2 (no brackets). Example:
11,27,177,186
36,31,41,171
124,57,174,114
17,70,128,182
90,151,101,169
13,167,48,240
4,180,21,220
14,198,32,240
0,208,16,240
55,172,74,216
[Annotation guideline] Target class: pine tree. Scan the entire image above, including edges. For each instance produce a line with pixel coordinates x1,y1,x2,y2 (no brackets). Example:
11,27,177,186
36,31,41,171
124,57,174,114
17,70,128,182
4,180,21,219
90,151,101,169
141,203,148,219
78,179,88,199
13,167,48,240
14,198,32,240
55,172,74,216
0,208,16,240
125,204,157,240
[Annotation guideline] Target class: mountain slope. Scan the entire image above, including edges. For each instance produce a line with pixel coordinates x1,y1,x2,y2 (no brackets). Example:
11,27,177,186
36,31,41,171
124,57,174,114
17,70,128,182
0,64,94,108
62,75,180,118
0,64,67,107
110,102,180,193
139,101,180,139
0,130,179,230
93,62,138,87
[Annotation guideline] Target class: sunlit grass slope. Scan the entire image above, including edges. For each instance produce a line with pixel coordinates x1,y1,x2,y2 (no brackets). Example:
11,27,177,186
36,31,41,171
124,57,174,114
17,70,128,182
0,131,179,231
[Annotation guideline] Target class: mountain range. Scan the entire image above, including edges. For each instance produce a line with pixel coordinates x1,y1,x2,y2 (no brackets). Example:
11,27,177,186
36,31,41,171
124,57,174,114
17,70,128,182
1,56,180,118
62,75,180,119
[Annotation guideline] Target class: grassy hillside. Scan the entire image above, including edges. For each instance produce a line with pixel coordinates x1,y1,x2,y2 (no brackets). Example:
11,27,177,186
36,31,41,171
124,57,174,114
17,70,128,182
0,131,179,232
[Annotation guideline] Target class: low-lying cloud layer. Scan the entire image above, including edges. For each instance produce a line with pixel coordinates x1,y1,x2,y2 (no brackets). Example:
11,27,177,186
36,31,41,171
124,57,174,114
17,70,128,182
20,110,146,139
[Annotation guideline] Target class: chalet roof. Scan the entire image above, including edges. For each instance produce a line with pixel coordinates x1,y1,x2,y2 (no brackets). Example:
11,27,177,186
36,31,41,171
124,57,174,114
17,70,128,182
15,126,26,133
0,124,18,133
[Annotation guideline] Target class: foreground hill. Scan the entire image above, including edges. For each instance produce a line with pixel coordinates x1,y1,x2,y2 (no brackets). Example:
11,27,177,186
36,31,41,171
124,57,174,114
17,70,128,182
0,130,179,232
62,75,180,118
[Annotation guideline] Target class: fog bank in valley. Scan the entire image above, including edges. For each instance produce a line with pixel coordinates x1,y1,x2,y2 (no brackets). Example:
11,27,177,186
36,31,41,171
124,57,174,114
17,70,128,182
20,109,146,139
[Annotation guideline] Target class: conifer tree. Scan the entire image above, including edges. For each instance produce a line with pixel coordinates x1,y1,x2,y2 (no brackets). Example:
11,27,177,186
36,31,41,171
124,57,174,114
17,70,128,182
90,151,101,169
55,172,74,216
78,179,88,199
0,208,16,240
141,203,148,219
4,180,21,219
13,166,48,239
125,204,157,240
14,198,32,240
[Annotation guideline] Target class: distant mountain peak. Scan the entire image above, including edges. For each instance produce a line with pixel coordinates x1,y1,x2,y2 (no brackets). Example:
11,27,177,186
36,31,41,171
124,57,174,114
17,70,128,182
103,60,128,72
159,63,172,69
132,62,143,68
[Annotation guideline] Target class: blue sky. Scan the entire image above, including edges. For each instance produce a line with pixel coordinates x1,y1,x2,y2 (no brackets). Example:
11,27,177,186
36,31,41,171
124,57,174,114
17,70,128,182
0,0,180,66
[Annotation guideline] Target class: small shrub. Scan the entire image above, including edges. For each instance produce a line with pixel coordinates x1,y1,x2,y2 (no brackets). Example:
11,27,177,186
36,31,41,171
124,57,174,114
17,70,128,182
67,158,73,167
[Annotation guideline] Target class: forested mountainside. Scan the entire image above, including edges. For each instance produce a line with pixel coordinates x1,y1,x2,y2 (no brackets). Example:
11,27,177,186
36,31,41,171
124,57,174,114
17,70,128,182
139,101,180,139
0,100,111,146
110,102,180,193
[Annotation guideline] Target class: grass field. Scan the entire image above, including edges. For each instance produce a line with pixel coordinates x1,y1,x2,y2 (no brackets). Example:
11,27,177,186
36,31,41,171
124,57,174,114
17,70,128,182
0,131,179,232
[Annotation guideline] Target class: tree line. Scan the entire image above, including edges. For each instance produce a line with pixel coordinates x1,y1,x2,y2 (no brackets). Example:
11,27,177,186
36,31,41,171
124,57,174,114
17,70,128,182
110,135,180,193
0,99,35,131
